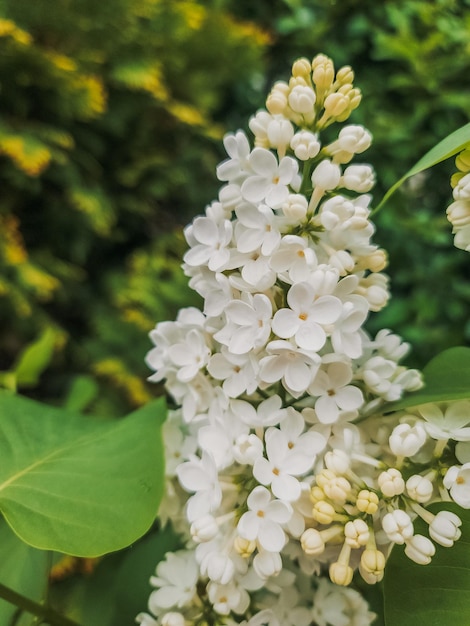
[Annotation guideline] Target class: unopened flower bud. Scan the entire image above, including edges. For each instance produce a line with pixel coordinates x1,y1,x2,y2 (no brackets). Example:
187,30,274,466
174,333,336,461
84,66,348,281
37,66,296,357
312,159,341,190
336,66,354,85
447,200,470,228
292,57,312,77
344,519,370,548
329,561,353,586
404,534,435,565
456,148,470,173
406,474,433,503
267,119,294,151
266,82,289,115
389,422,427,458
288,85,316,115
453,172,470,201
310,485,327,504
161,613,185,626
290,130,320,161
360,548,386,575
324,476,352,504
429,510,462,547
190,515,219,543
337,125,372,154
324,449,350,474
356,490,379,515
282,193,309,220
342,164,375,192
382,509,414,544
312,500,336,524
312,54,334,90
359,564,384,584
253,550,282,580
378,468,405,497
233,433,263,465
234,536,256,557
323,92,349,118
300,528,325,555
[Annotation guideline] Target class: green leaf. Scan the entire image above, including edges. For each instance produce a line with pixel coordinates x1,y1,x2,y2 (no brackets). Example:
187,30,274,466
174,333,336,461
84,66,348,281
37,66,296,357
0,393,166,556
385,346,470,412
384,502,470,626
0,519,49,625
64,375,99,413
375,122,470,212
12,327,57,387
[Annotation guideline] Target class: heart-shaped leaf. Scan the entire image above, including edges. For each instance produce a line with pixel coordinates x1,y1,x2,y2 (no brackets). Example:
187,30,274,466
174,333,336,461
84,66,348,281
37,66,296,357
0,392,166,556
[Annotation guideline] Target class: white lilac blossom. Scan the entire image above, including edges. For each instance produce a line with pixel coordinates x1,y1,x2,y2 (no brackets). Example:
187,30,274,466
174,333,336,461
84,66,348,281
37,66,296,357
140,54,468,626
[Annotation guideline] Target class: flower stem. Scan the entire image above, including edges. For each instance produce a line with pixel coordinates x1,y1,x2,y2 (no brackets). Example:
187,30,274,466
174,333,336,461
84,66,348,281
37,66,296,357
0,582,82,626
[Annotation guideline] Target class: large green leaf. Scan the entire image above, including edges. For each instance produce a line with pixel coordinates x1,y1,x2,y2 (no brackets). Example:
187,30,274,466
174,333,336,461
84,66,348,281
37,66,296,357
0,519,49,625
384,346,470,412
375,122,470,212
384,502,470,626
0,393,166,556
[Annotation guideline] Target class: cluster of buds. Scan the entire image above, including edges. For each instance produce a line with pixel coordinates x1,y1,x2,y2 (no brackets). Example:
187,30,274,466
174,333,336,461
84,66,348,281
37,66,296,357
137,54,468,626
447,146,470,251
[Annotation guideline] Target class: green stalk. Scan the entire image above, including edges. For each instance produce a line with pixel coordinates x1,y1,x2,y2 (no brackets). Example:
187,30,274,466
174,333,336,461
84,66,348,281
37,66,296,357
0,582,81,626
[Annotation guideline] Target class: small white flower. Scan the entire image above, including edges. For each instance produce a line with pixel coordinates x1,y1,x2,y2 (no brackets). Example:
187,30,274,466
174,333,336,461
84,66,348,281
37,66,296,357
176,452,222,522
308,361,363,424
207,580,250,615
184,216,232,272
149,550,199,611
272,282,342,351
241,148,299,209
417,401,470,441
259,339,321,395
237,486,292,552
337,125,372,154
214,293,272,355
235,203,281,256
270,235,317,284
168,328,211,383
453,172,470,201
443,463,470,508
252,549,283,579
311,159,341,191
281,193,309,221
217,130,251,182
288,84,316,114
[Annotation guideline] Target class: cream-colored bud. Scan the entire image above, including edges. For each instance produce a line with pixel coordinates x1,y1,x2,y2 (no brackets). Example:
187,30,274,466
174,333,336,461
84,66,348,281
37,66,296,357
456,148,470,173
360,549,386,576
344,519,370,548
323,92,349,118
356,489,379,515
312,54,335,90
316,469,336,489
292,57,312,78
336,66,354,85
310,485,326,504
378,468,405,497
329,561,353,586
266,82,289,115
312,500,336,524
300,528,325,555
324,476,352,504
451,171,465,188
234,536,256,557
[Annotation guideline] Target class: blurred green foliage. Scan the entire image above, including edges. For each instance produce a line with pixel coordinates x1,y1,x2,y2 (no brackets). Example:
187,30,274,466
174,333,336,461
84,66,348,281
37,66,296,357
0,0,268,411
